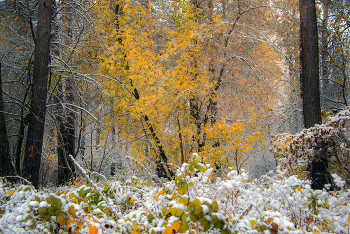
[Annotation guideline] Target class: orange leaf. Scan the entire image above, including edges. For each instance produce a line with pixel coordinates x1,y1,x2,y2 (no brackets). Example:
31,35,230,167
89,225,98,234
156,190,163,202
267,217,273,224
171,221,180,231
73,198,79,204
67,219,72,228
67,219,78,228
164,227,173,234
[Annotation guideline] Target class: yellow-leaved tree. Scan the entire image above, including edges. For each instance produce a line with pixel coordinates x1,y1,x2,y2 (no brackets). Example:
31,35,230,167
93,0,281,178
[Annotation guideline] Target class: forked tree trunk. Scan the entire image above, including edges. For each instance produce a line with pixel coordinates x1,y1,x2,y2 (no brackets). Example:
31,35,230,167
23,0,53,189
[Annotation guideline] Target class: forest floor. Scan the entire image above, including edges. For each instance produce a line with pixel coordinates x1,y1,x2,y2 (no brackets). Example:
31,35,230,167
1,154,349,234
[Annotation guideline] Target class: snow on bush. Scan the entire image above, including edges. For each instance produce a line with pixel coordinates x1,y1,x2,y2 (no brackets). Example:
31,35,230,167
272,107,350,184
1,154,350,233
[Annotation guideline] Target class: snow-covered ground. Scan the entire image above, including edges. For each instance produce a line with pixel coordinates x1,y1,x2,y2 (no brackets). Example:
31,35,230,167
1,156,349,233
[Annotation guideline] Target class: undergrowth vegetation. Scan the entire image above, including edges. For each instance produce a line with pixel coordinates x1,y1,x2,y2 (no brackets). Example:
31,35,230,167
1,154,350,234
272,107,350,185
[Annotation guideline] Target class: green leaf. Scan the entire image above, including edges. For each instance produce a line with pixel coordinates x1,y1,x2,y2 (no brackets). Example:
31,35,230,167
103,207,112,215
178,197,189,205
53,198,62,210
148,214,155,223
193,205,203,217
56,211,67,227
162,206,167,215
180,221,189,233
68,206,77,217
180,213,189,221
177,185,187,195
48,206,57,215
200,218,211,232
38,207,48,215
211,201,219,212
176,209,183,217
46,196,53,204
163,207,171,217
38,207,50,221
211,215,223,229
189,199,201,211
196,163,206,172
189,214,197,222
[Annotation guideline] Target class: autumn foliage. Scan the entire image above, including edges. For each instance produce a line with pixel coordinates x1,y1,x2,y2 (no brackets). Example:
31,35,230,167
93,0,280,173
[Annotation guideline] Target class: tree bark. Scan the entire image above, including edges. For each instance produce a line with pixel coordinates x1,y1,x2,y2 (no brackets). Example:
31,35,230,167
300,0,326,190
57,0,76,185
299,0,322,128
114,2,174,180
311,146,331,189
0,61,13,177
23,0,53,189
57,81,75,184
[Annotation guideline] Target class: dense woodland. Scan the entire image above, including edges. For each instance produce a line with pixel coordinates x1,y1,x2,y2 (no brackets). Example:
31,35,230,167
0,0,350,233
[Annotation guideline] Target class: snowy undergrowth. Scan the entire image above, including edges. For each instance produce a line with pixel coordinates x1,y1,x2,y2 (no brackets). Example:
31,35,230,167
1,154,350,234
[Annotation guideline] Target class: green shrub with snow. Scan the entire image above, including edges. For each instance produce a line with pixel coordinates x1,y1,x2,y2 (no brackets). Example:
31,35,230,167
0,154,350,233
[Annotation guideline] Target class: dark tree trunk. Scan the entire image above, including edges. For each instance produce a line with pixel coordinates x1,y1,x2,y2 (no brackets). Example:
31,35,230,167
311,146,331,189
57,81,76,184
57,114,75,184
55,0,76,185
132,87,174,179
300,0,327,189
0,62,13,177
23,0,53,189
114,2,174,180
299,0,322,128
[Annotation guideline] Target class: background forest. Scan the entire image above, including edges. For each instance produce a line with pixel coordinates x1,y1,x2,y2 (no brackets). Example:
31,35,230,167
1,0,350,186
0,0,350,186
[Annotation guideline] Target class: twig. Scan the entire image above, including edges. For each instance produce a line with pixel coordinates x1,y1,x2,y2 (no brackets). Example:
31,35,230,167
68,155,120,219
87,170,121,213
4,176,36,192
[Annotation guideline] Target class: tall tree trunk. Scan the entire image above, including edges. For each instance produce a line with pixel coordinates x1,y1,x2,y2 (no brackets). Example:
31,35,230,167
23,0,53,189
300,0,326,190
321,0,330,110
0,62,13,177
57,83,76,184
115,2,174,179
56,0,76,184
299,0,322,128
